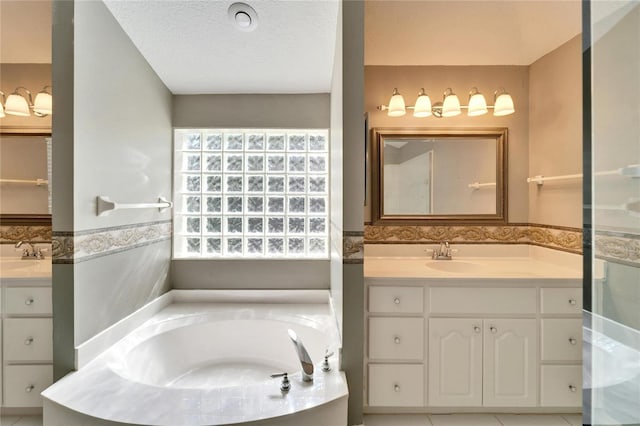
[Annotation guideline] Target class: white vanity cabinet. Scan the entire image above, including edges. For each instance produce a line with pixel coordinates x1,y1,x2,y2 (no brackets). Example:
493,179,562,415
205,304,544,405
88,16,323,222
365,278,582,413
1,278,53,412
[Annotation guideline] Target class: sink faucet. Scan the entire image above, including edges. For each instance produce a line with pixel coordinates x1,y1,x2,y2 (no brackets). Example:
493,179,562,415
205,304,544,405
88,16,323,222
15,241,45,260
288,329,314,382
432,241,453,260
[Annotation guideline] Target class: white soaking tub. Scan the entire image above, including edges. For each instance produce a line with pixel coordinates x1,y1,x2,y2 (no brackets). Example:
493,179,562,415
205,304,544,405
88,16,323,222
42,290,348,426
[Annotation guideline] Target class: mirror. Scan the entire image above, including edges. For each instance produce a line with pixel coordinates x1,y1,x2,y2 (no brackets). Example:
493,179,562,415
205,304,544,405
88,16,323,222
371,127,507,224
0,133,52,225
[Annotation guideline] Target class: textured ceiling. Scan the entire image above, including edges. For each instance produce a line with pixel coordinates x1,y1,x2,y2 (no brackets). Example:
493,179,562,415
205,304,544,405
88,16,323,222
103,0,340,94
0,0,51,63
365,0,582,66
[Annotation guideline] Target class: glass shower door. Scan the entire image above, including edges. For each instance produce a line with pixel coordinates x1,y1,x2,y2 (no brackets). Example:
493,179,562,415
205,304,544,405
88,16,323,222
585,1,640,425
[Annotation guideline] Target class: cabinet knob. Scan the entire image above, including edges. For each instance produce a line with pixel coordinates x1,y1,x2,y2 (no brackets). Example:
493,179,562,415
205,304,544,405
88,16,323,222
569,385,577,392
490,326,497,334
394,384,400,392
473,326,481,333
25,385,35,393
569,337,577,345
568,298,577,306
25,298,35,306
393,297,400,305
394,336,401,344
24,337,34,345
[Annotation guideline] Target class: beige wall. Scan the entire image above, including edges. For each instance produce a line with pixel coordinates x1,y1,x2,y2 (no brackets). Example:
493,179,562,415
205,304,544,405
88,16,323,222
0,63,52,132
528,36,582,228
365,66,529,223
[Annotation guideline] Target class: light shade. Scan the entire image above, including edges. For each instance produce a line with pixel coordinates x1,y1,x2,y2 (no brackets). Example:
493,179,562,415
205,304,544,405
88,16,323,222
494,91,515,116
467,88,488,116
33,90,53,116
413,89,432,117
387,88,406,117
0,102,5,118
4,93,30,117
441,88,461,117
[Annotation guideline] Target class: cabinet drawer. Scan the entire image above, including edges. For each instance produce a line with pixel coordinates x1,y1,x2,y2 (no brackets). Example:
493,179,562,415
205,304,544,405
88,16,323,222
541,288,582,314
369,364,424,407
3,318,52,362
4,364,53,407
369,286,424,314
430,287,536,314
5,287,52,315
541,365,582,407
369,317,424,360
542,319,582,361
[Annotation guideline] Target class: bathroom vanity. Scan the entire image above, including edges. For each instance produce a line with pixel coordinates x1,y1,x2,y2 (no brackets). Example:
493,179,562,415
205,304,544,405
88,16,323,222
364,244,583,414
0,257,53,414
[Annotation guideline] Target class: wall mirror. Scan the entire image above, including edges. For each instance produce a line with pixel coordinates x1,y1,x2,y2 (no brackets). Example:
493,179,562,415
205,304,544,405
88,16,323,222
0,133,52,225
371,127,507,224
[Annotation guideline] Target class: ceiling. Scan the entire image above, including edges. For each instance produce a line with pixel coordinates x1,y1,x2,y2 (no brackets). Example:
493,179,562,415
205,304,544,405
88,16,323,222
102,0,340,94
365,0,582,66
0,0,51,63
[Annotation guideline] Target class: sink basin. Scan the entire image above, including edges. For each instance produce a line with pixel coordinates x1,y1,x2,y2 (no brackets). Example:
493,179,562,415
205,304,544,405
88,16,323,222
424,260,485,273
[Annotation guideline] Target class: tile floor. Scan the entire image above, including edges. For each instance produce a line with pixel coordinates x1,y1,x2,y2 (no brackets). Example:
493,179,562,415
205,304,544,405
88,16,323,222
363,414,583,426
0,416,43,426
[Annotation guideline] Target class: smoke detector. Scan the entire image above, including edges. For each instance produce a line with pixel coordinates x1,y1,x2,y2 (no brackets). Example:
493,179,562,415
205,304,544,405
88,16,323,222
228,3,258,32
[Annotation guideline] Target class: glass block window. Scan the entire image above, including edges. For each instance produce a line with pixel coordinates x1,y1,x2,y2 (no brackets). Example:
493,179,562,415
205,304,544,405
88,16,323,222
174,129,329,258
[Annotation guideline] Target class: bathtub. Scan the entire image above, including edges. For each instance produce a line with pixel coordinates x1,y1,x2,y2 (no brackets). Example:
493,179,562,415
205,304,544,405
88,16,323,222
42,290,348,426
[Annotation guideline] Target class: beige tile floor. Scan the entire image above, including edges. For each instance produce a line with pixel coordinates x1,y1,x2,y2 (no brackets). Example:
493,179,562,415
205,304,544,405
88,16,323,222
0,416,43,426
364,414,583,426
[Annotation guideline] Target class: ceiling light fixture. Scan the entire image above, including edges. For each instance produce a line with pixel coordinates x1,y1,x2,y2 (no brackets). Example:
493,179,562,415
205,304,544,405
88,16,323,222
0,86,53,118
228,3,258,32
378,87,515,118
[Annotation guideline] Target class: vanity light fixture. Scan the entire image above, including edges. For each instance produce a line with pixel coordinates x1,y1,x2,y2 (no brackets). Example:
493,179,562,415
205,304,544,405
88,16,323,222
378,86,515,118
0,92,5,118
0,86,53,118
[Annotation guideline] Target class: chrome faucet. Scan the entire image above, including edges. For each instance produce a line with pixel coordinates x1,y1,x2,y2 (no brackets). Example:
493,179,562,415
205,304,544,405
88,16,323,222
432,241,452,260
15,241,45,260
288,329,314,382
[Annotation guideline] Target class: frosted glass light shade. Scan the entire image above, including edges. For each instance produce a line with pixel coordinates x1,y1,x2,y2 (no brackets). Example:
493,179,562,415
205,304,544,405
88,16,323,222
0,102,5,118
33,92,53,115
4,93,30,116
413,92,432,117
468,93,488,116
442,92,461,117
494,93,515,116
387,89,406,117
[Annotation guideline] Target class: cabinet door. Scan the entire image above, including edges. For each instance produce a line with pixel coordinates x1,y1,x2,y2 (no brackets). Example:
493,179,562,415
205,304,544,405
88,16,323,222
483,318,537,407
428,318,482,406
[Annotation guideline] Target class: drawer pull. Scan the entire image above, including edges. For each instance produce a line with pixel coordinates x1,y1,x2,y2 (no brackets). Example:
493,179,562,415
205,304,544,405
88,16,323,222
569,385,577,392
568,298,577,306
490,326,497,334
25,298,35,306
569,337,577,345
394,384,400,392
474,326,481,333
24,337,34,345
394,336,401,344
25,385,35,393
393,297,401,305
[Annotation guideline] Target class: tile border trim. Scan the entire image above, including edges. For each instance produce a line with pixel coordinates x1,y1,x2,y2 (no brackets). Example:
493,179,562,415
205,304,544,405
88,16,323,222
343,232,364,264
52,220,172,264
594,232,640,267
0,225,52,244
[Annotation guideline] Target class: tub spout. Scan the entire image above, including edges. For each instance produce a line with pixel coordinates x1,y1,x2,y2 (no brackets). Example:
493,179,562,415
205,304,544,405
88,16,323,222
288,329,314,382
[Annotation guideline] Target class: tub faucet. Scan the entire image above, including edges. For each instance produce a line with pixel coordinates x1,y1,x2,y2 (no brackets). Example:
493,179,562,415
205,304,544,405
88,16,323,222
288,329,314,382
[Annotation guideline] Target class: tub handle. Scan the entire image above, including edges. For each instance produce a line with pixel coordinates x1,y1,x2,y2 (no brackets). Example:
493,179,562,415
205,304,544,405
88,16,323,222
322,350,335,372
271,372,291,393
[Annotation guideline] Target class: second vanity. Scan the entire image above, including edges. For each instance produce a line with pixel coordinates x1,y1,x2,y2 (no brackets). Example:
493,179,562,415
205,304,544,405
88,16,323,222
364,244,585,414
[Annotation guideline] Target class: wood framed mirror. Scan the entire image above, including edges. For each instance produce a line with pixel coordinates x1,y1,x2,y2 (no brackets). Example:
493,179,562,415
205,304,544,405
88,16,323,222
371,127,508,225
